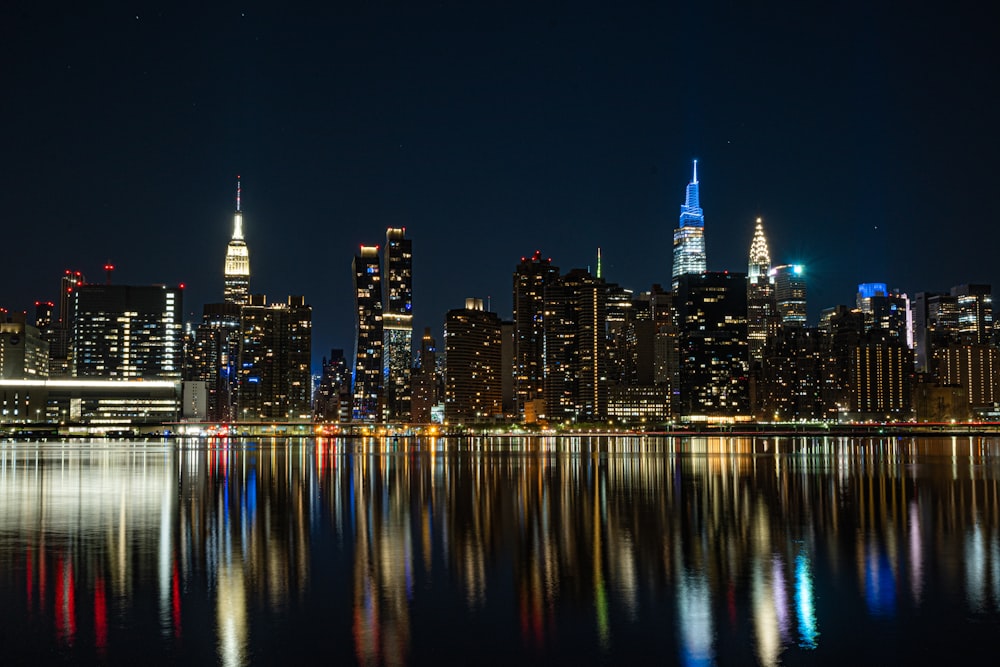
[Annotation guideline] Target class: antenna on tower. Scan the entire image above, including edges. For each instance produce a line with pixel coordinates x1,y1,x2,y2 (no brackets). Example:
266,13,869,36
104,262,115,285
597,247,602,279
236,175,241,212
692,159,698,184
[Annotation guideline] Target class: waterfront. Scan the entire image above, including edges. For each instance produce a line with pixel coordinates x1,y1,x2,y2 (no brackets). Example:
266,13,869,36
2,436,1000,665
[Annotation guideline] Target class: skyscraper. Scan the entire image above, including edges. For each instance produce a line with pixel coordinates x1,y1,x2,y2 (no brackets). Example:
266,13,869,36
444,299,502,424
747,217,776,364
383,228,413,422
189,302,241,422
770,264,807,327
543,269,608,422
224,177,251,306
512,251,559,420
353,246,383,421
672,160,706,290
236,295,312,421
676,272,750,419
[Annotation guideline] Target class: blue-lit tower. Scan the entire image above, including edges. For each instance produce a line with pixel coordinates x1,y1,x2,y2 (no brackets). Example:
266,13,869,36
672,160,706,290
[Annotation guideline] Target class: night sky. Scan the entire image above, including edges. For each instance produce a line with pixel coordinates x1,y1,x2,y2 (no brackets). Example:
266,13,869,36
3,1,998,370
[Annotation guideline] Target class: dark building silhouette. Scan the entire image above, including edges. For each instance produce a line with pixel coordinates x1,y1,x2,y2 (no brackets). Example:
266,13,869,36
676,272,749,420
757,326,824,421
411,327,440,424
512,251,559,421
314,348,352,422
189,302,241,421
543,269,607,422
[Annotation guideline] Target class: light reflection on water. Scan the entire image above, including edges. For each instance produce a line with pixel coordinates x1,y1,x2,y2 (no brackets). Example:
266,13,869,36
2,436,1000,664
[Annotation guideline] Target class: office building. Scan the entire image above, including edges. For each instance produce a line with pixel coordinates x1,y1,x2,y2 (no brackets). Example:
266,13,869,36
237,295,312,421
411,327,441,423
444,299,502,424
314,349,352,422
770,264,807,327
71,284,183,380
0,312,49,380
756,326,824,421
848,331,913,419
353,246,383,421
672,160,706,290
543,269,608,422
676,272,750,420
383,228,413,421
857,282,912,345
513,251,559,420
224,178,251,306
188,302,241,422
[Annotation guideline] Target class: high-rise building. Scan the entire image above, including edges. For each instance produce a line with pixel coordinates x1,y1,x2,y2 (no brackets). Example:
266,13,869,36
747,217,777,364
937,344,999,411
383,228,413,422
951,284,993,345
43,269,85,376
71,284,183,380
912,291,958,373
672,160,706,290
224,177,251,306
189,302,241,422
353,246,383,421
770,264,807,327
314,349,352,423
857,283,912,345
849,330,913,419
237,295,312,421
512,251,559,420
543,269,608,422
444,299,502,424
411,327,440,423
676,272,750,420
757,326,824,421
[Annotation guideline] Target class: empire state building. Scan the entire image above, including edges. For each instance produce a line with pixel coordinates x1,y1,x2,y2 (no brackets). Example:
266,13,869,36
224,177,251,305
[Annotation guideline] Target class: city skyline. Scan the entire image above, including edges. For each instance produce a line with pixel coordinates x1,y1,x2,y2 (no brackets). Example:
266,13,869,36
3,2,998,366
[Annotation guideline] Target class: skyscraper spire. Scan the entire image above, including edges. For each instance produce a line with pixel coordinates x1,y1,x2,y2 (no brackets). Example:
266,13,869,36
596,247,602,279
224,177,250,304
232,176,244,240
747,216,776,364
672,159,707,288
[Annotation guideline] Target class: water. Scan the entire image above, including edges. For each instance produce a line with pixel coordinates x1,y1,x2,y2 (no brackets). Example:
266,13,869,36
2,435,999,665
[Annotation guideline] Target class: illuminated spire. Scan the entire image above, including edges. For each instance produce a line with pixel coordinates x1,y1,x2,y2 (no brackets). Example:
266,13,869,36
748,216,771,280
231,177,244,240
224,177,250,304
692,159,698,184
596,247,602,279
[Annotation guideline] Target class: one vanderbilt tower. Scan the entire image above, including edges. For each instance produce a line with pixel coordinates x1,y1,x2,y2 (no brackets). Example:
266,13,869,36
671,160,706,290
224,176,251,305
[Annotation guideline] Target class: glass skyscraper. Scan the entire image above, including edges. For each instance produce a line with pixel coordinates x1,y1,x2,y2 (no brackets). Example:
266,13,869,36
383,228,413,422
672,160,706,290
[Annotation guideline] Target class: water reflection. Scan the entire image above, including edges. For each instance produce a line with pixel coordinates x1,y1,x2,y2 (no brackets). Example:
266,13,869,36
2,436,1000,664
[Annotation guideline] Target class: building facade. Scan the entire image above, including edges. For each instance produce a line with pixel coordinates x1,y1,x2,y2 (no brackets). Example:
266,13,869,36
444,299,502,424
770,264,807,327
747,217,777,365
353,246,383,421
71,284,183,380
383,228,413,421
512,251,559,420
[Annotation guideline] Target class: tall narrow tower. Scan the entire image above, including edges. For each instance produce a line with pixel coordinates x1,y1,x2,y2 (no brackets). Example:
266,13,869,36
383,227,413,421
353,246,383,421
747,217,776,364
224,177,251,305
672,160,706,290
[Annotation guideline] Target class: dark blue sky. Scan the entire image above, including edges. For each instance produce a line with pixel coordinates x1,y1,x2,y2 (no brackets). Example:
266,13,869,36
3,1,998,368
